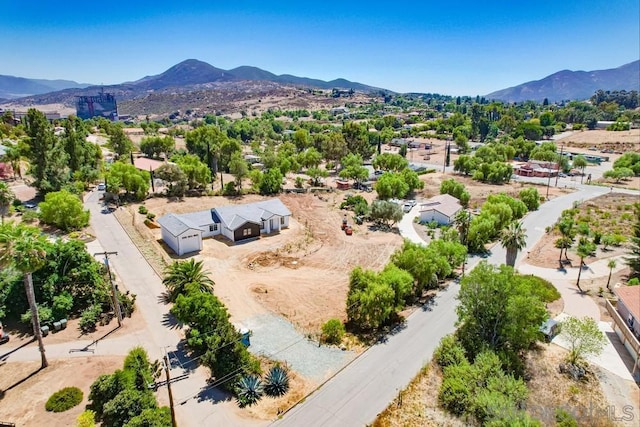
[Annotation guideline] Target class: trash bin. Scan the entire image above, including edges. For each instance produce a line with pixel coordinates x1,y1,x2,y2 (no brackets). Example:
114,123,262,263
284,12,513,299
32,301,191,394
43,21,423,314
53,321,61,331
41,325,49,336
60,318,67,329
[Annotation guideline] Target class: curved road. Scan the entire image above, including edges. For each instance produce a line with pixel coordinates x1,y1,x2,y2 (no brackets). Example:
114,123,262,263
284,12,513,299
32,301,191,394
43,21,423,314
274,184,613,427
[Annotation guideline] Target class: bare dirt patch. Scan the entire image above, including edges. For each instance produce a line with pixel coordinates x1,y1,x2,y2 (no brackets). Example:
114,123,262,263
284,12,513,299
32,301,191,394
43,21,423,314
127,193,403,335
0,356,123,427
557,129,640,154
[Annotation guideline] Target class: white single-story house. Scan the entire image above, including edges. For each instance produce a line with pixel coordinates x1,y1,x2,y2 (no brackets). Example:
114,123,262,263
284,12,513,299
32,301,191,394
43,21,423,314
158,198,292,255
419,194,462,225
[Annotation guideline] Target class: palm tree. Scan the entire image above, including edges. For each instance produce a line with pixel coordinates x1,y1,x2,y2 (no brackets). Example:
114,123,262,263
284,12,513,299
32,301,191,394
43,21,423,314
0,222,49,368
0,182,15,224
606,259,617,291
162,259,214,302
572,155,588,184
575,237,595,293
454,209,472,246
557,218,575,263
500,221,527,267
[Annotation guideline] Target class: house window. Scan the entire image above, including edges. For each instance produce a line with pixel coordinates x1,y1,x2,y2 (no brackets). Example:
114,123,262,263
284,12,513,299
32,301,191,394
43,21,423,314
280,217,285,225
243,228,252,236
209,224,218,232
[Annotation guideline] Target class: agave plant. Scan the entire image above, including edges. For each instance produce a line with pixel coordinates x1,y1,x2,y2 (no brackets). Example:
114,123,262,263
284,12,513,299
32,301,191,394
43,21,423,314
264,366,290,397
236,375,264,407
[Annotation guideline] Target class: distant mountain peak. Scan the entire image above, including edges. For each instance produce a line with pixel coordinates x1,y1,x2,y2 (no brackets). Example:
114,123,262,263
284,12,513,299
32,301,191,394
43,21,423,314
486,60,640,102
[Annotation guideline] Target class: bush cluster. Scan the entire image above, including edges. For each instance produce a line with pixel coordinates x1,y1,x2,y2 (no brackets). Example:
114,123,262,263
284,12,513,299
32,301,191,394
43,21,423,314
45,387,83,412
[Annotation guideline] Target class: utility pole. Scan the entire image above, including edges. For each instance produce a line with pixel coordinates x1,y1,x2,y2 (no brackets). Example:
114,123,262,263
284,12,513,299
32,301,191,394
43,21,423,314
554,143,564,187
164,348,178,427
95,251,122,326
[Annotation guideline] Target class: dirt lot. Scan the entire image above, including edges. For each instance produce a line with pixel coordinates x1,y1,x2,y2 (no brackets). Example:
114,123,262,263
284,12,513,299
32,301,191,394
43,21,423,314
125,192,403,335
557,129,640,153
0,356,124,427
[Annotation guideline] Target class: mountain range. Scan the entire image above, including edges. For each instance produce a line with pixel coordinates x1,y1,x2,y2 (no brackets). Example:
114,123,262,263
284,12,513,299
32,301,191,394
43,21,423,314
0,75,91,100
486,60,639,103
0,59,379,102
1,59,638,114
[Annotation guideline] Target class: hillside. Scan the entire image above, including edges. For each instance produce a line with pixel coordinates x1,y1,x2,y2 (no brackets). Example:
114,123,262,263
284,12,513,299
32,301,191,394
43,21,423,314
0,59,382,116
486,60,639,102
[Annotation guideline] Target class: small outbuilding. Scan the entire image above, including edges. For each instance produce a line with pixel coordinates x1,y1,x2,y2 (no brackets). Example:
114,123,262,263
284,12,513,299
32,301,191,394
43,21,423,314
419,194,462,225
157,214,203,256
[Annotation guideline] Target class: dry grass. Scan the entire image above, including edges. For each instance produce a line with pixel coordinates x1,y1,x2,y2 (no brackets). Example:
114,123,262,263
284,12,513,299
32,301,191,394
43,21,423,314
525,345,615,426
373,363,465,427
374,344,623,427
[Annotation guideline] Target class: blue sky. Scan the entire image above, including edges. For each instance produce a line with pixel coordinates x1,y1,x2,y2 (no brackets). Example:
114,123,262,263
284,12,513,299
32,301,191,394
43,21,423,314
2,0,638,95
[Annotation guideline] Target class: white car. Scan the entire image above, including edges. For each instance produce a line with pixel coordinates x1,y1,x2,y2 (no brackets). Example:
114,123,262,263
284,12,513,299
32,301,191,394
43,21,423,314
97,183,106,191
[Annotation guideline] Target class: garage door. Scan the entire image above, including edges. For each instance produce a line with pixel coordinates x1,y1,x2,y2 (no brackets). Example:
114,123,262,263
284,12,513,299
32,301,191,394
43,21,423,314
179,233,201,255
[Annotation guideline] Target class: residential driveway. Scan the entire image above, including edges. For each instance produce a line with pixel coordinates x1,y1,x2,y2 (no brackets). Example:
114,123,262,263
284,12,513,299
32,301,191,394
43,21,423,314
82,190,260,427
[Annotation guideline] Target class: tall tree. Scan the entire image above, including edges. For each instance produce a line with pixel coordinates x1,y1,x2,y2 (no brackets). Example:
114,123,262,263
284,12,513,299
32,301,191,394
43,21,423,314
229,152,249,192
24,109,70,192
0,223,49,368
606,259,616,291
575,238,596,292
185,125,227,176
560,316,607,366
162,259,215,302
456,262,547,372
500,221,527,267
0,182,15,224
572,155,588,184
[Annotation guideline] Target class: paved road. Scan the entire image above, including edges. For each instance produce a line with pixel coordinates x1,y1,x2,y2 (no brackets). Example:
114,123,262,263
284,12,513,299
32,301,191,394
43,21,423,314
83,191,253,427
274,183,615,427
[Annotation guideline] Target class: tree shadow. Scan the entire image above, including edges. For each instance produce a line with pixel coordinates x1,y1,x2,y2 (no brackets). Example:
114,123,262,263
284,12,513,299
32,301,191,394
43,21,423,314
161,312,181,330
179,382,233,406
0,365,44,401
167,340,199,373
69,324,121,353
0,338,35,362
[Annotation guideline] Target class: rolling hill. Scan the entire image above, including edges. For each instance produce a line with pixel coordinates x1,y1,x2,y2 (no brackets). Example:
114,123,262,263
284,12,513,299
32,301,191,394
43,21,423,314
0,75,91,99
486,60,640,103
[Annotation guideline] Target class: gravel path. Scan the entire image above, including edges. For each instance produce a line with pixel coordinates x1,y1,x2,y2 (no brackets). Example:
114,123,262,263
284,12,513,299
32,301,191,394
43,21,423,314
243,313,355,382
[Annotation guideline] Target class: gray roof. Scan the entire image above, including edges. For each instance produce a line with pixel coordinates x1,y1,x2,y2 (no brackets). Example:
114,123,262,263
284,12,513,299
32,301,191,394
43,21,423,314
179,209,218,228
214,199,291,231
157,213,202,237
419,194,462,218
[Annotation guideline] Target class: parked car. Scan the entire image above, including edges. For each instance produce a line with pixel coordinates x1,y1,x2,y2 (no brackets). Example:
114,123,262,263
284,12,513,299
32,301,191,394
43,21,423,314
97,183,106,191
402,203,413,213
24,202,37,209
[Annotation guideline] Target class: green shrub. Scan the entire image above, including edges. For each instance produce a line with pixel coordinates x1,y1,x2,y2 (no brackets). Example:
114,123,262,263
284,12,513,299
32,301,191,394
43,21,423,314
45,387,83,412
555,408,578,426
439,367,473,416
52,292,74,320
22,209,39,223
79,305,101,332
628,278,640,286
321,318,345,344
138,205,148,215
434,334,468,368
76,409,96,427
21,305,53,325
145,212,156,221
294,177,304,188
